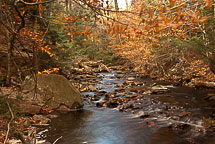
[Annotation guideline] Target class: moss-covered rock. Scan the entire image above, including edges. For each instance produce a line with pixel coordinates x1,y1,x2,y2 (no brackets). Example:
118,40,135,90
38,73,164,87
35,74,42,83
24,74,84,111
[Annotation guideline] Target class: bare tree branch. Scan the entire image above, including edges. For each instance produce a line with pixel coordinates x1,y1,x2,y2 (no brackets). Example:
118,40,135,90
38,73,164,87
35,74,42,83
16,0,55,6
3,101,14,144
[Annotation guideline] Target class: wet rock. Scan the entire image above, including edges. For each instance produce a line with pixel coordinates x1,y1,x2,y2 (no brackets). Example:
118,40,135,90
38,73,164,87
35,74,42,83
146,121,155,127
56,105,71,112
171,116,180,121
128,87,145,93
116,84,124,87
38,141,51,144
71,68,84,74
96,102,105,107
98,64,110,72
32,115,51,124
127,77,135,81
129,94,138,98
172,123,191,132
124,80,134,84
140,113,150,119
106,100,119,108
117,93,126,97
25,127,37,144
81,64,93,73
151,85,170,94
178,112,189,117
204,93,215,100
116,70,124,74
46,114,58,119
115,88,125,92
117,104,133,111
117,105,124,111
8,139,22,144
132,103,142,109
116,74,124,78
88,85,97,91
85,74,96,78
96,91,107,96
134,81,145,86
211,112,215,118
23,119,31,127
83,60,103,68
136,111,150,119
95,95,109,107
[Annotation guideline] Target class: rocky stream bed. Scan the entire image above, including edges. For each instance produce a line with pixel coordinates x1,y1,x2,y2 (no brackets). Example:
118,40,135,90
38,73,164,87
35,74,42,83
33,65,215,144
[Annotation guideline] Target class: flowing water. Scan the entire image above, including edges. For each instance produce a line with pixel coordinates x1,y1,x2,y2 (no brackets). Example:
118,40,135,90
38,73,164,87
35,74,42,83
42,71,215,144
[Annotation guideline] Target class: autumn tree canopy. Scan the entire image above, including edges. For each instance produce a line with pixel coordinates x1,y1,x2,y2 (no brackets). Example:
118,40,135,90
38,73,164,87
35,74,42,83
0,0,215,85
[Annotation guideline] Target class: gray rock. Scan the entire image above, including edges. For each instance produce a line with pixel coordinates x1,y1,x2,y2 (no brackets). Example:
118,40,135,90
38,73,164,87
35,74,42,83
23,118,31,127
18,101,41,114
46,114,58,119
24,74,84,111
33,115,51,124
98,64,110,72
8,139,22,144
127,77,135,81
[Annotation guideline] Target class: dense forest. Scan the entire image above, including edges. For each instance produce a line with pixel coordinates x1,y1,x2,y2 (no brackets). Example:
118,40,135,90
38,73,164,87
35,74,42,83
1,0,215,143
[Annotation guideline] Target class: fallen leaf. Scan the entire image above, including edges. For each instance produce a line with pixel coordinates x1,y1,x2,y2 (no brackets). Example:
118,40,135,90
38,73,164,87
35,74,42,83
179,112,188,117
146,121,155,126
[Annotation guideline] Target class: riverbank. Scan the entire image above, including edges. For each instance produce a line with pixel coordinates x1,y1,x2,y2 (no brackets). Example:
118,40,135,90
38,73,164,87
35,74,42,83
1,60,215,143
127,56,215,89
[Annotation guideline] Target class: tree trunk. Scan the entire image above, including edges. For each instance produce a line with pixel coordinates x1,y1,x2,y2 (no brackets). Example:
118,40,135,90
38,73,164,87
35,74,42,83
125,0,128,10
6,35,15,85
0,0,2,13
209,52,215,74
5,2,26,85
65,0,68,12
33,17,39,73
114,0,119,11
47,1,52,17
0,1,13,85
69,0,72,11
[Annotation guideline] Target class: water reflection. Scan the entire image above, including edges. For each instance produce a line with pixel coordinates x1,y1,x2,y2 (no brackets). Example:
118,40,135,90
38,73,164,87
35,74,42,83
149,127,190,144
47,105,194,144
46,106,152,144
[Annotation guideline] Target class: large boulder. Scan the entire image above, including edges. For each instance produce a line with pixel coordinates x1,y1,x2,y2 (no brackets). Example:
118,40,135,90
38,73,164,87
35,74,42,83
24,74,84,111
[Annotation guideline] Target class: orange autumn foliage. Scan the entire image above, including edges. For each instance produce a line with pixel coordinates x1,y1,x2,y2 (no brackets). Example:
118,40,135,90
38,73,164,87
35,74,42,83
101,0,211,72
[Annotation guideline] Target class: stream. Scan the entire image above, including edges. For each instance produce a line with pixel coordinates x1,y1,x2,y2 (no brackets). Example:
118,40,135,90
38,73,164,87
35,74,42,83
40,71,215,144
